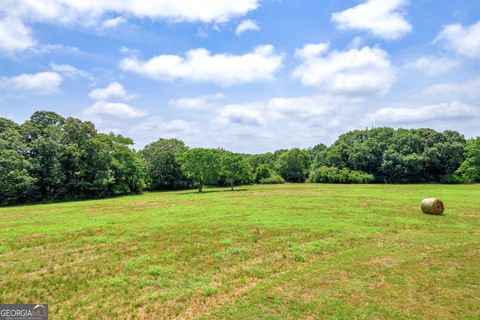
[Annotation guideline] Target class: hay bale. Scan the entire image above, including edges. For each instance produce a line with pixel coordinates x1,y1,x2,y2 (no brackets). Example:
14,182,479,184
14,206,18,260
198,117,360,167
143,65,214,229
421,198,444,215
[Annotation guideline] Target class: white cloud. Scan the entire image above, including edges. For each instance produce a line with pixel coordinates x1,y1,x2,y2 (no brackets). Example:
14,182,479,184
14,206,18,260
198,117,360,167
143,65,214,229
415,78,480,102
293,43,395,97
209,95,351,152
120,45,283,86
364,101,477,125
84,101,147,119
0,72,62,94
2,0,260,25
102,16,126,28
1,0,260,54
267,96,336,119
135,117,194,134
169,93,225,110
236,19,260,35
331,0,412,40
89,82,135,101
214,95,339,126
50,63,93,81
406,56,460,76
0,17,36,55
435,20,480,59
214,103,264,126
348,36,364,49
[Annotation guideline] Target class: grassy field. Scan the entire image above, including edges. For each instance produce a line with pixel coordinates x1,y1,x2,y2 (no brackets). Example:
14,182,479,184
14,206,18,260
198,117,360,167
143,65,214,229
0,184,479,319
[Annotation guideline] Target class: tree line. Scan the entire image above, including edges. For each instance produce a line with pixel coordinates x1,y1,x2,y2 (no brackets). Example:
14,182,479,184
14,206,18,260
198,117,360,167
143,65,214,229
1,111,479,205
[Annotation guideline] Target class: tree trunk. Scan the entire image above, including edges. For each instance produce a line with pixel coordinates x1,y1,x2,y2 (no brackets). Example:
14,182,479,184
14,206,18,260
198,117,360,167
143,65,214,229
230,180,234,191
198,183,203,193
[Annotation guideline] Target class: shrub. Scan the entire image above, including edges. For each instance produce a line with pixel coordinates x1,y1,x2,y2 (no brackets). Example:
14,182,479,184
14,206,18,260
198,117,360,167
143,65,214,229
259,174,285,184
308,166,374,184
441,174,463,184
255,164,273,183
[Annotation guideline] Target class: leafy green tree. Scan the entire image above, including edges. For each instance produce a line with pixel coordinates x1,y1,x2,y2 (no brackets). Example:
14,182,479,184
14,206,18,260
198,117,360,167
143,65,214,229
179,148,221,192
314,128,465,183
140,138,188,190
0,120,37,205
61,117,109,198
308,166,374,184
103,134,145,195
456,137,480,183
0,112,146,205
21,111,67,199
255,164,273,183
275,148,311,183
220,152,252,190
249,152,277,171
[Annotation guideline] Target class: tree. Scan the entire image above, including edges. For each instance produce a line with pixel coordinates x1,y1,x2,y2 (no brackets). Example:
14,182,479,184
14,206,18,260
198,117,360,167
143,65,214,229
313,127,466,183
308,166,374,184
275,148,311,183
456,137,480,183
255,164,273,183
0,112,146,205
61,117,108,198
102,134,145,195
220,152,252,190
21,112,67,199
179,148,221,192
0,120,37,205
140,138,188,190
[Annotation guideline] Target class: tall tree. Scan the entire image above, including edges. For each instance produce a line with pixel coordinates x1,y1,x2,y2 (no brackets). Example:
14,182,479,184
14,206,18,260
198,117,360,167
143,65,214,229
220,152,252,190
179,148,221,192
456,137,480,183
140,138,188,190
275,148,311,183
21,111,67,199
0,119,37,205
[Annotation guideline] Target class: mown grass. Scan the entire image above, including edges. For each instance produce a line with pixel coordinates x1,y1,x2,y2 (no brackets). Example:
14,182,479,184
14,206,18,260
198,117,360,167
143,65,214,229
0,184,479,319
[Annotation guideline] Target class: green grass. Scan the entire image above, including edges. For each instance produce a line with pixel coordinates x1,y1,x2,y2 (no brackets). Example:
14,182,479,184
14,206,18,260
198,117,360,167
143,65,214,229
0,184,479,319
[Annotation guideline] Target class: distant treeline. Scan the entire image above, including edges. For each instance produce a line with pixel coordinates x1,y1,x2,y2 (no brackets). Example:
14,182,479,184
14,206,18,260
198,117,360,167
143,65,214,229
1,111,479,205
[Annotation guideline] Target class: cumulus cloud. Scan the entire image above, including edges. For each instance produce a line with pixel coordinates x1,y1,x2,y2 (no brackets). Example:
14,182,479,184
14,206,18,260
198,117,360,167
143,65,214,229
332,0,412,40
364,101,477,125
236,19,260,35
435,20,480,59
50,63,94,81
89,82,135,101
84,101,147,119
406,56,460,77
0,17,36,55
0,72,62,94
1,0,260,54
120,45,283,86
293,43,395,97
416,78,480,101
213,95,339,127
208,95,351,152
102,16,127,28
214,103,265,126
2,0,259,24
169,93,225,110
135,117,194,135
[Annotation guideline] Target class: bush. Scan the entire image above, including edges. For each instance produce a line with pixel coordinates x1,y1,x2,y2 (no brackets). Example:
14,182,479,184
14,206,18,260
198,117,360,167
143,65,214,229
441,174,463,184
255,164,273,183
259,174,285,184
308,166,374,184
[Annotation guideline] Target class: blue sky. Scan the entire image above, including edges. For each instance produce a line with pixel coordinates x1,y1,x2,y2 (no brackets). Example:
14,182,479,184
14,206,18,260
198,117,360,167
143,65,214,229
1,0,479,153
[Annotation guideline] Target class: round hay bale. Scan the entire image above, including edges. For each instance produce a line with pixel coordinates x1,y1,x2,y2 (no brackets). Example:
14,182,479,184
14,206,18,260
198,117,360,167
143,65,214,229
421,198,444,215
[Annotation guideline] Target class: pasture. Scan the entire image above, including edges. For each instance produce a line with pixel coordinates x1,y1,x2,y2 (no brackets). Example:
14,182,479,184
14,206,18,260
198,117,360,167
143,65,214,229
0,184,479,319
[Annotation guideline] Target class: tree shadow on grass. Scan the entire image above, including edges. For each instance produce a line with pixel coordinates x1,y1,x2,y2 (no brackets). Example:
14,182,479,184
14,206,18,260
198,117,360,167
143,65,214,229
176,188,250,196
